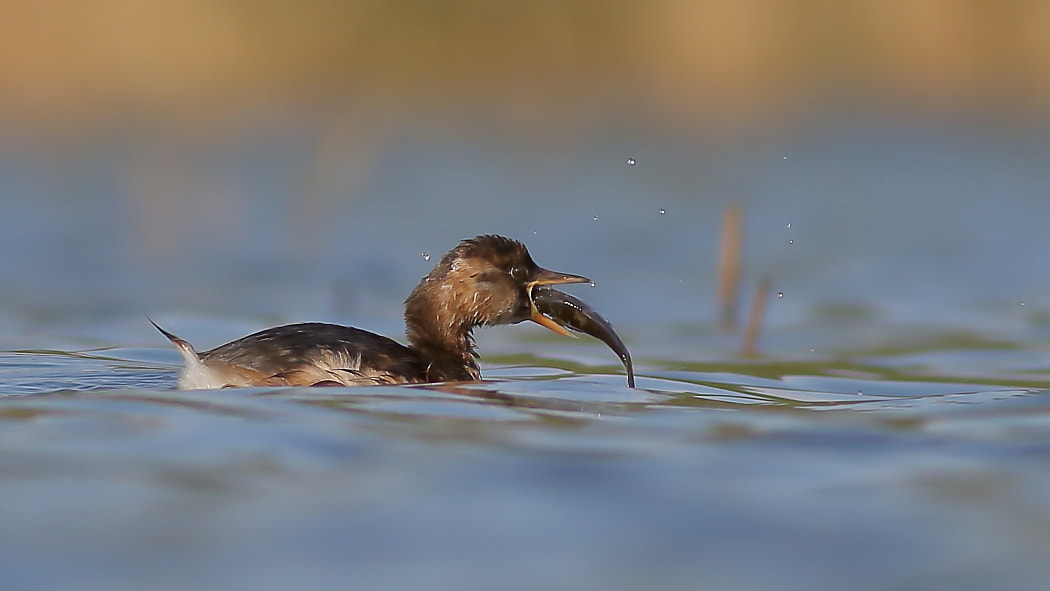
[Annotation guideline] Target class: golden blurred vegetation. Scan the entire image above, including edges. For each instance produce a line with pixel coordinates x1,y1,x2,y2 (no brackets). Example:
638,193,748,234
2,0,1049,135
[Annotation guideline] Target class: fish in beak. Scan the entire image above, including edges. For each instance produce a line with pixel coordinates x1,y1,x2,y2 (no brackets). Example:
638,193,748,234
525,268,591,338
529,284,635,388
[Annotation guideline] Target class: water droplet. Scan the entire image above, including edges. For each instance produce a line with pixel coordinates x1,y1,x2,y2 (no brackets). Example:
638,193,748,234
593,214,599,221
777,292,784,298
626,157,636,166
809,348,815,353
658,208,666,215
788,239,794,245
783,156,789,160
421,252,430,261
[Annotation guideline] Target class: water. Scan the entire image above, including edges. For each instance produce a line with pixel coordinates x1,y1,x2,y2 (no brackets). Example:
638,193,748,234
4,117,1050,590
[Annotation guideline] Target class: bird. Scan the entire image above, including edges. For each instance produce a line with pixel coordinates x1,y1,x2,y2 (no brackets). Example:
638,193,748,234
153,234,628,389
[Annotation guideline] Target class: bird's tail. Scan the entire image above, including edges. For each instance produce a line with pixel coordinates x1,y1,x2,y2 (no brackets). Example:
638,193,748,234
148,316,202,365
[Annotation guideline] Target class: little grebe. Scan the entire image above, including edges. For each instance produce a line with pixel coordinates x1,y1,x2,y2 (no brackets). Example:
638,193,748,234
154,234,633,389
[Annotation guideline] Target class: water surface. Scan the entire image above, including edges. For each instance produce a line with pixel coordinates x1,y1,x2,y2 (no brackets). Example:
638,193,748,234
3,119,1050,590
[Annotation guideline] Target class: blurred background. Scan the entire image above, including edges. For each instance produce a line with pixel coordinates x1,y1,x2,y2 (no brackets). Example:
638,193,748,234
9,4,1050,591
6,0,1050,129
3,0,1050,353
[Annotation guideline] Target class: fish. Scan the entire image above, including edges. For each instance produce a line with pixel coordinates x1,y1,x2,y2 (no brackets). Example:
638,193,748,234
530,286,635,387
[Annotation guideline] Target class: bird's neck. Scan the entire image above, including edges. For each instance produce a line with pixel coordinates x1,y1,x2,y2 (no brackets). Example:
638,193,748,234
403,279,481,382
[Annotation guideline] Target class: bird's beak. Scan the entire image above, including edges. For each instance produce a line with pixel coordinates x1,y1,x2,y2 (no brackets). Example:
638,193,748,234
526,269,590,338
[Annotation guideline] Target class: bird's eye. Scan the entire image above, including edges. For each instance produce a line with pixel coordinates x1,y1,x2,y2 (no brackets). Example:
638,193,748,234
509,266,528,282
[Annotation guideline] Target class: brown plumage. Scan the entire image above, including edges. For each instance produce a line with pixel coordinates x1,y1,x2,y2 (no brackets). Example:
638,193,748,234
154,235,596,389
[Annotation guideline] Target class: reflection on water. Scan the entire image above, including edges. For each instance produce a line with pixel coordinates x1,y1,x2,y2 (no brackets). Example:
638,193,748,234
3,343,1050,590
